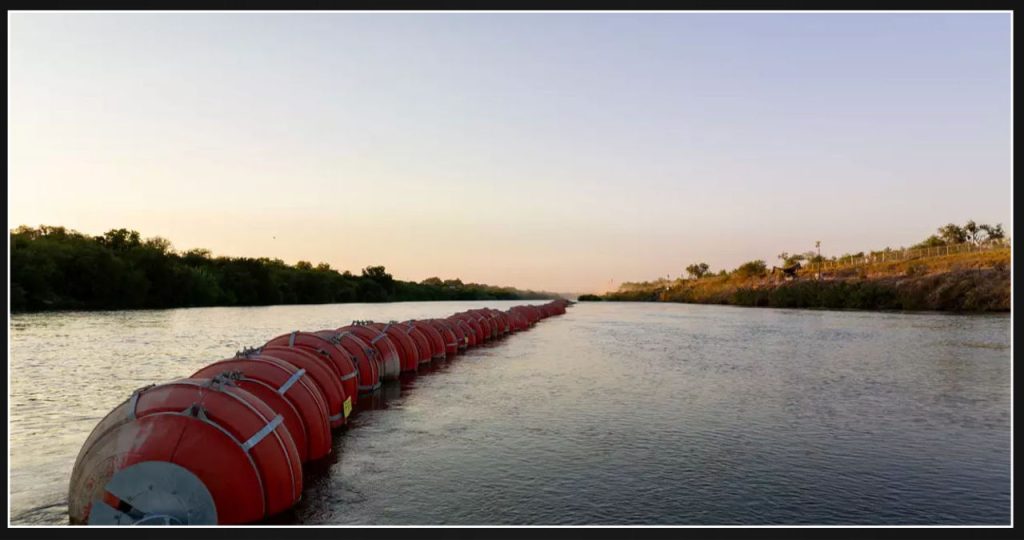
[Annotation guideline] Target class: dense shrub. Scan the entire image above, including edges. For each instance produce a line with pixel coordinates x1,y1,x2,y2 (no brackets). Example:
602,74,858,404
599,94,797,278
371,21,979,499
733,260,767,279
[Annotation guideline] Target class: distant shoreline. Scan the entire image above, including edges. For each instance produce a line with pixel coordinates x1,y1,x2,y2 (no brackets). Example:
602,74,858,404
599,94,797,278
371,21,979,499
582,248,1011,313
10,225,560,313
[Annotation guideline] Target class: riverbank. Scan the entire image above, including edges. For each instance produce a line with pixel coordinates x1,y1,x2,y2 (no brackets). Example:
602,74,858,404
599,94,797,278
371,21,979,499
597,248,1010,312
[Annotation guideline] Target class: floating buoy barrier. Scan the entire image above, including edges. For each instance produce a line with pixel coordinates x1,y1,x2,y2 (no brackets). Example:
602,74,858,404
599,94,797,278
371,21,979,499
190,357,332,463
401,322,433,366
264,332,360,412
69,300,571,525
312,330,381,394
251,345,351,429
447,317,475,348
408,320,446,362
338,324,402,382
427,319,460,357
371,322,420,373
450,313,485,344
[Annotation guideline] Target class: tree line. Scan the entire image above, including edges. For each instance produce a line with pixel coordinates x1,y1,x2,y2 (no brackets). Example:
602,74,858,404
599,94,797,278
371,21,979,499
913,220,1006,249
10,225,557,312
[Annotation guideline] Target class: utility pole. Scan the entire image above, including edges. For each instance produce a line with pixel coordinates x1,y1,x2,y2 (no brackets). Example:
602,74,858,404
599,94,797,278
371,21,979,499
816,240,822,281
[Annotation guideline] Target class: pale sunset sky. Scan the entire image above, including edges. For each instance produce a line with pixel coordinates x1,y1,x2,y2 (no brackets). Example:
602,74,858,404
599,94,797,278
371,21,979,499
8,12,1012,293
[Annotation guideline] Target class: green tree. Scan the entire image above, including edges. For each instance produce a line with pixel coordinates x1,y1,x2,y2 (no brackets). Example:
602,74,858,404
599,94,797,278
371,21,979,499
182,248,212,266
778,252,806,266
143,236,173,254
914,235,946,249
98,228,142,251
964,220,981,245
362,265,395,298
362,265,392,282
733,260,768,279
980,223,1006,245
685,262,710,279
938,223,966,245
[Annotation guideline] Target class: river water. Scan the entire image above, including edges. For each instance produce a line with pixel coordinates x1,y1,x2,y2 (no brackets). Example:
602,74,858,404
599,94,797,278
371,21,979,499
8,301,1011,525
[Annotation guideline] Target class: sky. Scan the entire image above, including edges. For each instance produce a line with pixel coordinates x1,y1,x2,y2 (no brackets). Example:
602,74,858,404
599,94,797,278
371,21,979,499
8,12,1012,293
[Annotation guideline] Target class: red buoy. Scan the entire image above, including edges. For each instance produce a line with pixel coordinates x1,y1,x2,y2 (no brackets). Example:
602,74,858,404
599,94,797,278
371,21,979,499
483,309,510,335
69,377,301,525
483,309,508,336
450,314,484,344
338,324,402,381
514,305,541,324
259,345,352,428
506,309,527,331
408,320,446,361
312,330,381,394
264,332,359,414
133,379,301,518
427,319,459,357
190,356,332,462
469,313,494,340
473,313,496,340
448,317,476,348
368,322,420,373
402,323,433,366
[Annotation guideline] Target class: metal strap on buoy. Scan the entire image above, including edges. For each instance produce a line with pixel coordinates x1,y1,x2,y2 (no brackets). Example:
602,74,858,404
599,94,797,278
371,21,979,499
173,400,282,454
240,414,284,452
336,331,375,360
352,356,377,391
276,368,306,395
180,403,268,505
126,384,154,420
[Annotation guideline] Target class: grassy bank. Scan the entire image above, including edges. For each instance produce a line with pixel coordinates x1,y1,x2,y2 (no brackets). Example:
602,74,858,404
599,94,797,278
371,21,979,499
600,249,1010,312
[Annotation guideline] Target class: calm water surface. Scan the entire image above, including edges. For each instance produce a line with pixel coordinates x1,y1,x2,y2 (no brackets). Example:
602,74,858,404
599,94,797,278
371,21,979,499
9,301,1011,525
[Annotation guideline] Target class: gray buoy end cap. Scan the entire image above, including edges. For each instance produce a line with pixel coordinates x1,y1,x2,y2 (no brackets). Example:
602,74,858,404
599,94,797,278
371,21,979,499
88,461,217,526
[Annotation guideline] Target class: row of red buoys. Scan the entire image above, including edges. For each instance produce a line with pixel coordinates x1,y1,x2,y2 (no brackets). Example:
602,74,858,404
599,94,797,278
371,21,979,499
68,300,571,525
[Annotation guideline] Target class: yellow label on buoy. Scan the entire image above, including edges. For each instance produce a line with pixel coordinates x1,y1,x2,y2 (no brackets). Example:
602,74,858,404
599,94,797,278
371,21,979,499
343,397,353,418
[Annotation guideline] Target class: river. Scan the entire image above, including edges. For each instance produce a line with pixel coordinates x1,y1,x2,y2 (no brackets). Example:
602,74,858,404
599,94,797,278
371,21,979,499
8,301,1011,525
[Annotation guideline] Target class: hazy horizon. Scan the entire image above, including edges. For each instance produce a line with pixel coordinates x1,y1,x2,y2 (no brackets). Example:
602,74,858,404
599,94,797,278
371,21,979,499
9,12,1012,293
